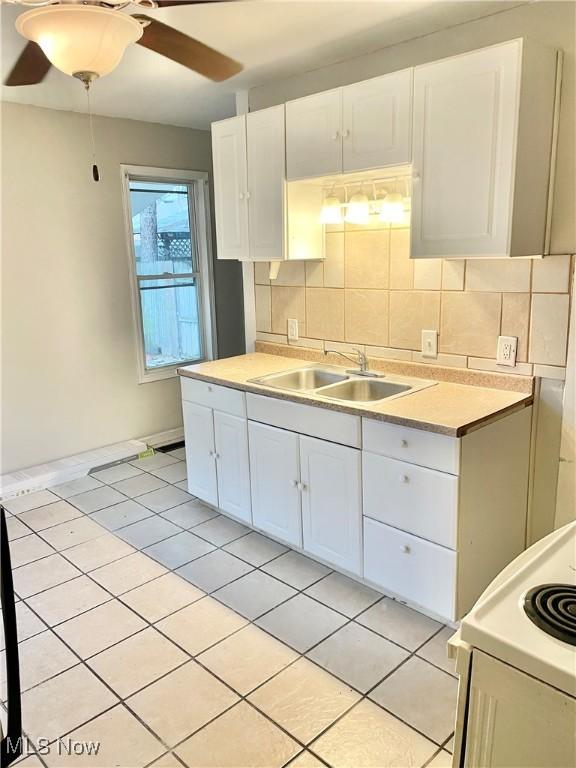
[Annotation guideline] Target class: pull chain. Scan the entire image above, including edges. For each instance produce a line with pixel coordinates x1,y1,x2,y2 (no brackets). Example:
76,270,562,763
75,71,100,182
85,83,100,182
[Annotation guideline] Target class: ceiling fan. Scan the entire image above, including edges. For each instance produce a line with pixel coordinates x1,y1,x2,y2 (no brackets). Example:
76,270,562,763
3,0,243,88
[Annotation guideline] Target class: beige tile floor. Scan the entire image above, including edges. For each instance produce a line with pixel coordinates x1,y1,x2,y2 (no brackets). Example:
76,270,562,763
1,447,457,768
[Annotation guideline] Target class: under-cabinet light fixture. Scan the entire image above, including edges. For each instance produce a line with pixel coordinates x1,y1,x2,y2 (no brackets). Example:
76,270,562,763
345,191,370,225
319,195,343,224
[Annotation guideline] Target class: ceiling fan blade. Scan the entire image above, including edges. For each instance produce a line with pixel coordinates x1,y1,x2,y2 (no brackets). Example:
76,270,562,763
4,41,51,87
134,15,242,81
154,1,236,7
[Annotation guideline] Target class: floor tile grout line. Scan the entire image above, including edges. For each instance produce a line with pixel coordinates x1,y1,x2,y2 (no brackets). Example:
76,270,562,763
17,536,444,761
12,465,456,762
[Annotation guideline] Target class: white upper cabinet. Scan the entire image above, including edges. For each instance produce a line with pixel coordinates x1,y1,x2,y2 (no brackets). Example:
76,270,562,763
286,71,413,179
300,436,362,575
212,106,291,262
342,69,412,172
286,89,342,180
246,106,286,261
411,39,559,258
211,116,249,261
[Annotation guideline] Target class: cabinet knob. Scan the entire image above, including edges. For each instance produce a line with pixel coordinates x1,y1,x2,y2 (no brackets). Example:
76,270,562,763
402,544,411,554
291,480,299,488
214,453,220,460
401,439,408,448
300,482,308,492
412,172,421,181
245,191,251,199
341,129,350,138
331,132,339,140
207,385,213,392
239,192,245,200
400,474,409,483
208,450,215,458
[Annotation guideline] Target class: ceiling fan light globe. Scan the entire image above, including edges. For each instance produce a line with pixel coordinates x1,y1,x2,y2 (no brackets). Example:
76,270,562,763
16,6,143,78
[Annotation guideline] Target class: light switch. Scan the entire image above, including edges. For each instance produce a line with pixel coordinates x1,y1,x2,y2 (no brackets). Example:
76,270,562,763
497,335,518,366
288,318,299,343
421,329,438,358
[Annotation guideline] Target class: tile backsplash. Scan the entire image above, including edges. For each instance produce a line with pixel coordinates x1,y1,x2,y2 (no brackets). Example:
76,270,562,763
253,221,573,377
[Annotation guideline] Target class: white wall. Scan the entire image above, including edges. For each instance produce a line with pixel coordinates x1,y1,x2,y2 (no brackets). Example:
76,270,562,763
0,102,244,474
250,1,575,256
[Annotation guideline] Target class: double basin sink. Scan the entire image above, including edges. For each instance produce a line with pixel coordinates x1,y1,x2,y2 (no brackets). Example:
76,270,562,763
249,365,435,404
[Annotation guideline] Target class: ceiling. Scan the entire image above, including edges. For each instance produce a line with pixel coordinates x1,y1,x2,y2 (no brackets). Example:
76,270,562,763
1,0,526,129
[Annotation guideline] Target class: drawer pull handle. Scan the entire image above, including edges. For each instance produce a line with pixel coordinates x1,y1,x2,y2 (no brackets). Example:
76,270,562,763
402,544,411,554
401,439,408,448
400,475,409,483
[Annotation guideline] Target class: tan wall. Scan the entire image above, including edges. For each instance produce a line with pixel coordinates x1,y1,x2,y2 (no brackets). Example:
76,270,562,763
1,103,244,474
254,221,573,380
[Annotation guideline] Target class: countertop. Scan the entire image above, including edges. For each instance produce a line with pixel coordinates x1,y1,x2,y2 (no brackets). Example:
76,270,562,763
178,352,534,437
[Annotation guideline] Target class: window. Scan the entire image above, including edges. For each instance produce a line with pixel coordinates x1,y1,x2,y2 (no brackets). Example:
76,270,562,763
121,166,216,382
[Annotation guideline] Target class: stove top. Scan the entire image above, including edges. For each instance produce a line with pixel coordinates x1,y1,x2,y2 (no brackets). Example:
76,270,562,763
524,583,576,646
459,522,576,696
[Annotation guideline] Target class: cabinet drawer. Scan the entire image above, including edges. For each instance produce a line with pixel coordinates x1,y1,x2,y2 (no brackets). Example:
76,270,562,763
363,419,460,474
363,452,458,549
181,377,246,417
364,517,456,621
247,393,361,448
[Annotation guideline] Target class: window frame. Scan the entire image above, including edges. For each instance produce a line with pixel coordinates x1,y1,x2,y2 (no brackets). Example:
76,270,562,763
120,165,217,384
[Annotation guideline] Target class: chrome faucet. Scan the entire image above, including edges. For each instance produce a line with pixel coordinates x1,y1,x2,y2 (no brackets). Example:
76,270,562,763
324,348,375,376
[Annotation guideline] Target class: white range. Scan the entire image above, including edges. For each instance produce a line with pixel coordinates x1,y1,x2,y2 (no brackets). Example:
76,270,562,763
450,521,576,768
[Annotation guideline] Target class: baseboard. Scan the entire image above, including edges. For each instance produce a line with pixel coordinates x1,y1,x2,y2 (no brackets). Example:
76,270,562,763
0,439,147,500
138,427,185,449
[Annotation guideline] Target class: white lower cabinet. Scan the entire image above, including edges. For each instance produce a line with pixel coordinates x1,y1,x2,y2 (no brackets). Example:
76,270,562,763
364,517,456,620
181,376,531,623
182,398,251,521
182,400,218,506
249,421,302,546
300,436,362,575
214,411,251,523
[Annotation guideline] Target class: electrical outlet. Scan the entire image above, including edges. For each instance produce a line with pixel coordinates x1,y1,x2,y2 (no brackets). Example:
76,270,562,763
421,329,438,358
497,335,518,367
287,318,299,343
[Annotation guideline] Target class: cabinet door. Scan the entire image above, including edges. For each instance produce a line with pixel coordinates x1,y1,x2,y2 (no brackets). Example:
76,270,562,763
411,42,520,258
300,436,362,574
211,115,249,260
213,411,252,523
286,90,342,179
247,106,286,261
342,69,412,171
182,401,218,506
248,421,302,546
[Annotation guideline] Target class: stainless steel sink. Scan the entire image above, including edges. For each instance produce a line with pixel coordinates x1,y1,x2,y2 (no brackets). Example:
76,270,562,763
320,378,412,402
250,367,349,392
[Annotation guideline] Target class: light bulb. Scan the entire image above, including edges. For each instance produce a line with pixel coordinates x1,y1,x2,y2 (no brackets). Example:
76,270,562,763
345,192,370,225
319,196,343,224
379,192,405,224
16,6,143,79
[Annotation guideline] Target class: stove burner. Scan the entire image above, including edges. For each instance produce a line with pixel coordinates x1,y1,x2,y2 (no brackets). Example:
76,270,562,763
524,584,576,646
